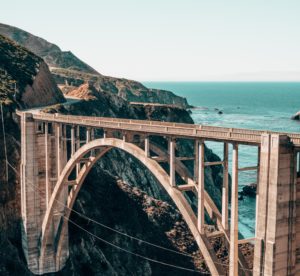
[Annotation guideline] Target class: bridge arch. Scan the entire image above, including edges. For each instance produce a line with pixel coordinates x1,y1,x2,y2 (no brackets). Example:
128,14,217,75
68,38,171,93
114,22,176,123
39,137,222,275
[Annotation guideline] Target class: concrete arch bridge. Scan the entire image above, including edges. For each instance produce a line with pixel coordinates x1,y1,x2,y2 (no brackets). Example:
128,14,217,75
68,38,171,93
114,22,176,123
17,111,300,275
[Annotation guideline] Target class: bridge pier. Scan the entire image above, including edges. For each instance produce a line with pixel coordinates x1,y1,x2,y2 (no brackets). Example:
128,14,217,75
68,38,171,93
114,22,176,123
169,138,176,187
197,140,205,234
145,135,150,157
253,134,297,275
229,143,239,276
222,142,229,231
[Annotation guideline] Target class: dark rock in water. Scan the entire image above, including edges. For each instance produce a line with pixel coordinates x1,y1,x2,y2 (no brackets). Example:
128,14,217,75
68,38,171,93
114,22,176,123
238,195,244,201
240,183,257,198
291,111,300,120
218,111,223,115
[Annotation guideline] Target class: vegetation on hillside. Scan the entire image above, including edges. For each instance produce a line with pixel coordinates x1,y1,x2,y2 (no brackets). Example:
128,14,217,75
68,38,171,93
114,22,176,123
0,34,41,105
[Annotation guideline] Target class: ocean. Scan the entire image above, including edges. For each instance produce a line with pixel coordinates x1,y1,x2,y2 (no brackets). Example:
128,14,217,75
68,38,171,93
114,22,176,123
143,82,300,238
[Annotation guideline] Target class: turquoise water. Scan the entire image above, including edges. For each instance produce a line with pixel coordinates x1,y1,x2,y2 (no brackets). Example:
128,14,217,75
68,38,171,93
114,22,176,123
143,82,300,238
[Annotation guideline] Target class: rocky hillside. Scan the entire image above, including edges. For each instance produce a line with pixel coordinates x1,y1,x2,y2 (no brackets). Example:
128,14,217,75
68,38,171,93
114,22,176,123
0,23,98,74
0,23,190,108
0,34,65,109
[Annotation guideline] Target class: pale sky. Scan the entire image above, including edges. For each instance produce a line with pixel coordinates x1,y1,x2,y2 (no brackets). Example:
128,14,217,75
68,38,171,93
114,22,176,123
1,0,300,81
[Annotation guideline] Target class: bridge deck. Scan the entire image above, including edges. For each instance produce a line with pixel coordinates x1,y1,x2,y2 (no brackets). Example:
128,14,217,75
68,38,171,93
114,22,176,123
23,112,300,146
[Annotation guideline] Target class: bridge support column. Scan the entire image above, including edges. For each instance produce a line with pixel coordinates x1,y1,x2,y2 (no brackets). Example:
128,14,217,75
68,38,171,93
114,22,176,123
194,140,199,183
197,140,205,234
51,123,69,272
76,126,80,176
20,113,40,273
145,136,150,157
169,138,176,187
45,123,50,206
229,143,239,276
86,127,91,143
71,125,75,156
253,134,296,276
222,142,229,231
20,115,67,274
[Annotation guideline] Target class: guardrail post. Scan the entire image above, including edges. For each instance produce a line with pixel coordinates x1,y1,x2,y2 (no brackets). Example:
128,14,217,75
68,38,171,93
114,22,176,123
229,143,239,276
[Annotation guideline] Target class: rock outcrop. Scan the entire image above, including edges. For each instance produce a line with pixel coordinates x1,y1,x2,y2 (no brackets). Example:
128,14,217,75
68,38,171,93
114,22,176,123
0,34,65,108
291,111,300,120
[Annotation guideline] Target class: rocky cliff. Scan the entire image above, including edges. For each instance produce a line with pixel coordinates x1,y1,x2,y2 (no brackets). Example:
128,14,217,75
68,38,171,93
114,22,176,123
0,34,65,108
0,23,190,108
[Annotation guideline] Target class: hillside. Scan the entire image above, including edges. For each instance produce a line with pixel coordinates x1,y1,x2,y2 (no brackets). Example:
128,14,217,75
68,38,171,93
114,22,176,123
0,23,98,74
58,70,190,107
0,34,65,108
0,23,190,108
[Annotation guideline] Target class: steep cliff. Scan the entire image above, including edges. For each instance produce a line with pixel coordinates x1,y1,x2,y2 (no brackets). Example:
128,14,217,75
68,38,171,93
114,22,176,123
0,23,190,108
0,34,65,108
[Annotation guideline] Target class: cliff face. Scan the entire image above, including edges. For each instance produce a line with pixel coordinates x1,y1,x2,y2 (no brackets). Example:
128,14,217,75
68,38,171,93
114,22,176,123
0,34,65,108
0,23,190,108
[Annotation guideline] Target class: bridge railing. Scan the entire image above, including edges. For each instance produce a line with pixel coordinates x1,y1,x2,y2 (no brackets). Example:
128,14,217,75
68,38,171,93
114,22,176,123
27,112,300,146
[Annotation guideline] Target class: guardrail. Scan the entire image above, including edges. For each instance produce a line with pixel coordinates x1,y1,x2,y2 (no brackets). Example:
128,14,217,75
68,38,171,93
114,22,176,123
24,112,300,146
